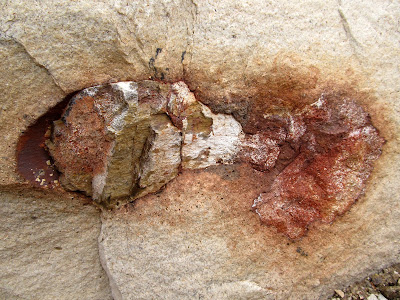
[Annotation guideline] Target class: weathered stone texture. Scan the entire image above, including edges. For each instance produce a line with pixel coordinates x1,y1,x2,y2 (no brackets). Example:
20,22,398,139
137,114,182,195
0,38,65,185
44,82,383,240
1,0,400,299
99,161,400,299
253,96,384,239
0,188,112,300
46,81,244,207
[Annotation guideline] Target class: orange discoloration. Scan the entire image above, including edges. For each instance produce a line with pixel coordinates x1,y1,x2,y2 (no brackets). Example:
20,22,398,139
50,95,113,176
252,96,384,239
16,60,386,240
183,62,385,239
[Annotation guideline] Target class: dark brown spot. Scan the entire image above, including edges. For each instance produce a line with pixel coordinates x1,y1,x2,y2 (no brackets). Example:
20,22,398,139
16,96,71,188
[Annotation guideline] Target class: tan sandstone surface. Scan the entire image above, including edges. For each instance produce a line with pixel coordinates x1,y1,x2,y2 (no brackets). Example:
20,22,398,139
1,0,400,299
0,187,112,299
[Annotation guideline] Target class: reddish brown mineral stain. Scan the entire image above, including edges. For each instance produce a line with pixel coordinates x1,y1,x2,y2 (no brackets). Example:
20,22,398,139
49,95,113,176
16,97,71,188
250,96,384,239
16,64,385,240
184,64,385,239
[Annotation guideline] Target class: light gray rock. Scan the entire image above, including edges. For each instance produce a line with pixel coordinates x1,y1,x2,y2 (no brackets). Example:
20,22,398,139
137,114,182,195
0,187,112,300
170,81,244,169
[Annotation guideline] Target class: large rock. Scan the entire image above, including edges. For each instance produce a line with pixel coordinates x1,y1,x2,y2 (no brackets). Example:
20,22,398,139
0,187,112,299
1,0,400,299
46,81,243,207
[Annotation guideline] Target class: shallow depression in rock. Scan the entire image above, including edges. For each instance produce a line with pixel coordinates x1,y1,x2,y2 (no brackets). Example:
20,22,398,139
17,80,384,239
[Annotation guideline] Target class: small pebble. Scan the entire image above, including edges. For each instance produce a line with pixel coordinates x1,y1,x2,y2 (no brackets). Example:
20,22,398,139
335,289,345,298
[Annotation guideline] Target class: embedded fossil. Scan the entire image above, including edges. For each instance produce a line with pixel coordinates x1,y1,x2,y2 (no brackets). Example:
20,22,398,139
18,80,384,239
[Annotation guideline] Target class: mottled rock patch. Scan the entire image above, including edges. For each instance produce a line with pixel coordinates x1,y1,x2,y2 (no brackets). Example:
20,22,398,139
252,95,384,239
26,80,384,239
45,81,245,208
329,262,400,300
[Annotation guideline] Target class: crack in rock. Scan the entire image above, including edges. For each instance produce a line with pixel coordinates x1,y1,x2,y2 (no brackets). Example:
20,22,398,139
1,36,66,93
24,80,384,239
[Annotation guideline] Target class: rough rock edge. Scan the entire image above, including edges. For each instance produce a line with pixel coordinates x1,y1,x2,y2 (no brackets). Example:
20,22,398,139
98,218,123,300
47,81,244,207
0,35,65,93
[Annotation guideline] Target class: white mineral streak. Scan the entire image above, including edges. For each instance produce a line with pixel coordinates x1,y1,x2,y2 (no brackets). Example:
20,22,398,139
111,81,139,103
92,143,115,199
182,103,244,168
83,86,99,97
170,81,245,169
287,115,306,142
252,194,263,208
239,133,280,170
108,82,138,133
169,81,197,108
108,111,128,133
311,94,325,109
92,172,108,200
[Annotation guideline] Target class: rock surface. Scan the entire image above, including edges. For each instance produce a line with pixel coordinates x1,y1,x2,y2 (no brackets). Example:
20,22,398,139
1,0,400,299
99,160,400,299
252,96,384,239
46,81,244,207
0,187,112,300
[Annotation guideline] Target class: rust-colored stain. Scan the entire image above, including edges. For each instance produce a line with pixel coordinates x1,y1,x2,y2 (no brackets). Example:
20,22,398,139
184,63,386,239
251,95,384,239
15,63,385,240
16,97,71,188
48,95,113,176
